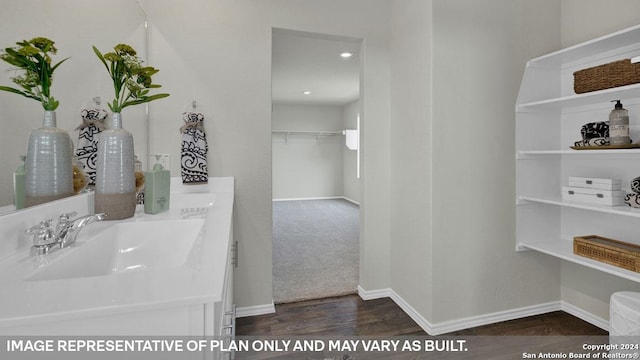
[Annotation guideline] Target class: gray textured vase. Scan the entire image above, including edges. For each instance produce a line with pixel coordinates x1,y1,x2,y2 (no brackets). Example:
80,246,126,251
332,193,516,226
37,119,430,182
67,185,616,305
24,110,74,207
94,112,136,220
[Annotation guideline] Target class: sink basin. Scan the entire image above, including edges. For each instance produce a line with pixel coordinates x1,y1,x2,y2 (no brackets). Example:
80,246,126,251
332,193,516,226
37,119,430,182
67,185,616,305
27,219,205,281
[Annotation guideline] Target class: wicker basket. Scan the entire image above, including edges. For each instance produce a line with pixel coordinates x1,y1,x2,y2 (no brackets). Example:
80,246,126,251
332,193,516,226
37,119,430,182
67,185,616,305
573,235,640,272
573,59,640,94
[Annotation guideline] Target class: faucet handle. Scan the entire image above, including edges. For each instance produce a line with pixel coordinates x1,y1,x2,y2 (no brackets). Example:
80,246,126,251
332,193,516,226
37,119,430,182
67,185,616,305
25,219,52,233
58,211,78,223
25,220,56,246
56,211,78,235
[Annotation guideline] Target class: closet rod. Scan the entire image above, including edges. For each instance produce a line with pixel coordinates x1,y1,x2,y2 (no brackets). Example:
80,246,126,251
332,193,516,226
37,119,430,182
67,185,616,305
272,130,344,136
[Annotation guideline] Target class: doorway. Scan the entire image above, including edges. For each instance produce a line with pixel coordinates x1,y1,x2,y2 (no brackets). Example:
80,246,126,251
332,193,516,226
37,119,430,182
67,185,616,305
271,29,362,304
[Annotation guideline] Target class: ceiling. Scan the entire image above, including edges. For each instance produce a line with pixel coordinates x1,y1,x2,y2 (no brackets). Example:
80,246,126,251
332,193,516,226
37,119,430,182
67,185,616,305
271,29,361,106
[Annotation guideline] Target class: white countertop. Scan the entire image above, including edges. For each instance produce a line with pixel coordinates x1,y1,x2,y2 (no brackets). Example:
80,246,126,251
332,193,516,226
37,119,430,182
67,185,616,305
0,177,234,330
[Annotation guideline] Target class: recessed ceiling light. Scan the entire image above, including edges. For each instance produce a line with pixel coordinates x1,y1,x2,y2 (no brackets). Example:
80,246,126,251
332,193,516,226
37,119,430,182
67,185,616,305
340,52,354,58
303,91,311,95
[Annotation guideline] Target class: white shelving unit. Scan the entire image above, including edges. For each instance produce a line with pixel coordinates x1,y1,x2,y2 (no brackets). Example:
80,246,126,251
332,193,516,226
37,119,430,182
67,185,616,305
516,24,640,283
517,83,640,111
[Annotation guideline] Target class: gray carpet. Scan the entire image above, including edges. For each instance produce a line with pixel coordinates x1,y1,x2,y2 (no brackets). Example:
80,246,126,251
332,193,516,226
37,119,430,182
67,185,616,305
272,199,360,304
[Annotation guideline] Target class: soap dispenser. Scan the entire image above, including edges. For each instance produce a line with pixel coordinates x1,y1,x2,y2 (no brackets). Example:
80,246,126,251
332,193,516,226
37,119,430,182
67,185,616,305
13,155,26,210
144,155,170,214
609,100,630,145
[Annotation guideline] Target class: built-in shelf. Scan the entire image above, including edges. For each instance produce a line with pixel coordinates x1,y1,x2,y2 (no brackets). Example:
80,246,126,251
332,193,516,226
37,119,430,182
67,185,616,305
272,130,343,136
518,239,640,283
517,149,640,158
528,23,640,67
517,83,640,112
516,24,640,283
519,196,640,218
272,130,345,144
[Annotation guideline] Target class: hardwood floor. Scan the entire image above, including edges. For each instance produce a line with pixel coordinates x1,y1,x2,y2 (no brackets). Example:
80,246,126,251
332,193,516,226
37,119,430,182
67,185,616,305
446,310,607,336
236,294,607,336
237,295,425,336
235,295,609,360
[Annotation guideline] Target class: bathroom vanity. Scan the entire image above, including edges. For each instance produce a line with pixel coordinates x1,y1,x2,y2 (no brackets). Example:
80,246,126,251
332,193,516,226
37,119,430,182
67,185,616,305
0,177,235,338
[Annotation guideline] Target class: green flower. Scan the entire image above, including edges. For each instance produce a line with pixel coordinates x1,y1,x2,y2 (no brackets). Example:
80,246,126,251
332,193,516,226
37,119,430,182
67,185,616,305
103,52,120,63
113,44,136,56
0,37,68,110
93,43,169,113
28,37,57,53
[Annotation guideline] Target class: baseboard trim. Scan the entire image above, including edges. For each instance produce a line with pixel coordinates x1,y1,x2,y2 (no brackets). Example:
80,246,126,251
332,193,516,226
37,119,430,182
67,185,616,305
426,300,562,335
273,196,360,205
236,302,276,318
560,301,609,331
236,296,610,333
273,196,344,202
358,286,435,333
387,289,436,334
357,285,392,300
358,286,606,335
342,197,360,206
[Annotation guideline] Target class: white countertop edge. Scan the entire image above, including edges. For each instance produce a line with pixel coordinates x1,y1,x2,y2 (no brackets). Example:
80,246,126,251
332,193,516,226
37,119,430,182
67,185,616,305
0,177,234,330
0,294,223,330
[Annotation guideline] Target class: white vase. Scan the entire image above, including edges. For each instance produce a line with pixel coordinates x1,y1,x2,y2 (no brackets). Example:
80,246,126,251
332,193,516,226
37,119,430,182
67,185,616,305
94,112,136,220
24,110,74,207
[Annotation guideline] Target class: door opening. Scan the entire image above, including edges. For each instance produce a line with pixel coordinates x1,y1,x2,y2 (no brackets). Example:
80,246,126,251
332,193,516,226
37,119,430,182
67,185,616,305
271,28,363,304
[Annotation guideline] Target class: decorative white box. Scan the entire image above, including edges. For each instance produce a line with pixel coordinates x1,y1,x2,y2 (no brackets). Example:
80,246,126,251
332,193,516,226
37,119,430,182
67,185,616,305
562,186,626,206
568,176,621,190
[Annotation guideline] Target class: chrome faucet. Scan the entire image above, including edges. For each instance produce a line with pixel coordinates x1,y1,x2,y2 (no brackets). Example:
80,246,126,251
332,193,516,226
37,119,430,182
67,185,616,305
25,212,106,256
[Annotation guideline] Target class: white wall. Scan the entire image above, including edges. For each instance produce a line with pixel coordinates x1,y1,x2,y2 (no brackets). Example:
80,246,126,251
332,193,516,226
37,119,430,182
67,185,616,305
559,0,640,322
144,0,393,308
386,0,566,329
272,104,344,200
389,0,434,322
429,0,563,323
561,0,640,48
342,100,360,203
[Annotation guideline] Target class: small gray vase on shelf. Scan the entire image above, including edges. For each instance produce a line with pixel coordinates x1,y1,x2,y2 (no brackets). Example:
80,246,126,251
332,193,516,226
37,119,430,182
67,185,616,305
94,112,136,220
24,110,74,207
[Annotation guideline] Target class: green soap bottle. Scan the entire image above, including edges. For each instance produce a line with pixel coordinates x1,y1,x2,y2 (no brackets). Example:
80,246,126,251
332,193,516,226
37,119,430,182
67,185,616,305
144,155,170,214
13,155,26,210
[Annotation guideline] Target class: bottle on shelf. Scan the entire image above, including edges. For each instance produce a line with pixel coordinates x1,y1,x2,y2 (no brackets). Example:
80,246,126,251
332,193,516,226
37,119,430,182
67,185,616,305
609,100,630,145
